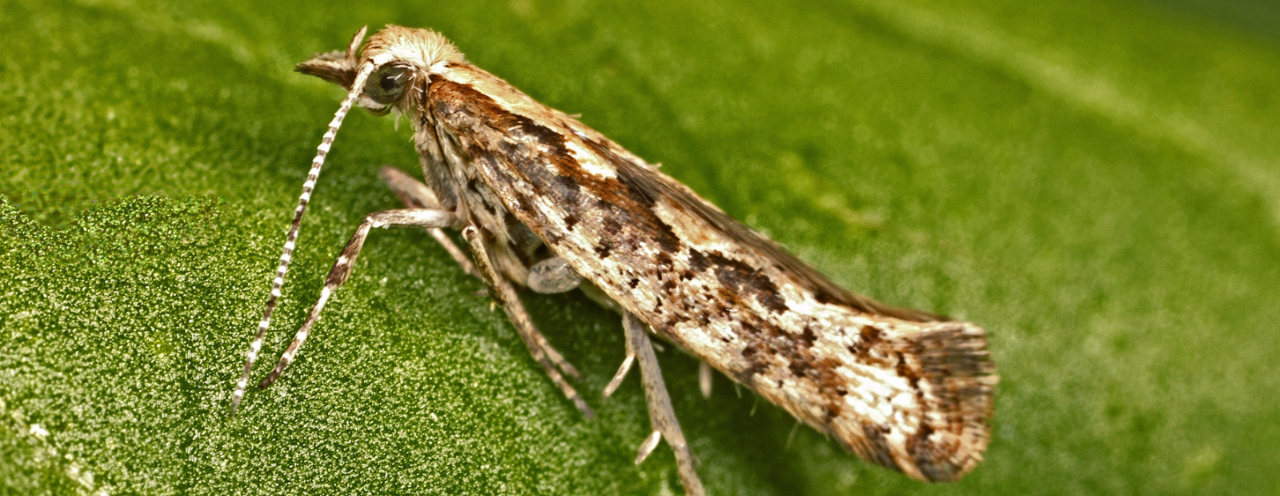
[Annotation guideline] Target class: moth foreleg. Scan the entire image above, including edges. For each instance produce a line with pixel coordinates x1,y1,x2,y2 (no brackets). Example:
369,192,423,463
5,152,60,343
247,208,457,397
378,166,477,278
622,312,705,496
461,226,594,418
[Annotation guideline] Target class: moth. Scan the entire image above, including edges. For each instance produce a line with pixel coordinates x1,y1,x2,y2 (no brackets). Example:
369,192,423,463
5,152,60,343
231,26,997,495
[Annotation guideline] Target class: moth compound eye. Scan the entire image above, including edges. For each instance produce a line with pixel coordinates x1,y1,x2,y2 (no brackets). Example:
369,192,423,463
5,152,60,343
364,65,409,106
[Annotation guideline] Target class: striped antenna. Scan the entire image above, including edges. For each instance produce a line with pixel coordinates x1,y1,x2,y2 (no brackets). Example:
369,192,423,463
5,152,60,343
231,61,375,414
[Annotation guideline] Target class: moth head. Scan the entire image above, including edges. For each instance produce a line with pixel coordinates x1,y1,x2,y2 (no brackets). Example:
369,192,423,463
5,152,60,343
239,27,466,413
296,25,463,116
267,27,465,301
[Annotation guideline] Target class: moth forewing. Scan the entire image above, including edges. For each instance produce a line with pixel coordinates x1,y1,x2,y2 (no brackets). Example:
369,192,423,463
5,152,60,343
423,59,997,480
243,25,997,492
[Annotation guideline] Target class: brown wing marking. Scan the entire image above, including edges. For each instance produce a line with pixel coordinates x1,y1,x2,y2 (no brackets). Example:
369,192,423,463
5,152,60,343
426,75,996,481
576,137,947,323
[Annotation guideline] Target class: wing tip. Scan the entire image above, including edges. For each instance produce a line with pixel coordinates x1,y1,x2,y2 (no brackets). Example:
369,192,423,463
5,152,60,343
903,322,998,482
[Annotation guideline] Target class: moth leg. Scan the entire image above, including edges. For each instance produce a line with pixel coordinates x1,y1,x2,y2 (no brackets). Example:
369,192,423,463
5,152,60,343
459,238,581,381
378,166,478,278
602,344,636,398
462,226,594,417
526,257,583,294
623,312,705,496
699,362,713,399
579,282,625,314
379,166,582,378
488,241,531,289
247,208,457,397
479,248,582,381
604,325,712,400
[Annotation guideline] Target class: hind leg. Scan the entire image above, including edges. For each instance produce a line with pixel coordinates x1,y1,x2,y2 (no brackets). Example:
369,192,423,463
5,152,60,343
622,312,705,496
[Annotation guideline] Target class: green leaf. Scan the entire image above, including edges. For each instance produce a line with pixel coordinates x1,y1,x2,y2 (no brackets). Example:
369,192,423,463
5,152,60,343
3,0,1278,494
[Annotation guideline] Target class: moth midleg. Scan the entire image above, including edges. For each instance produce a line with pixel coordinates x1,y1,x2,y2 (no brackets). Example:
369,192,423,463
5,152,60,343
489,242,533,290
622,312,705,496
381,166,581,292
382,165,583,380
461,226,593,417
252,208,457,392
482,244,582,381
378,166,477,278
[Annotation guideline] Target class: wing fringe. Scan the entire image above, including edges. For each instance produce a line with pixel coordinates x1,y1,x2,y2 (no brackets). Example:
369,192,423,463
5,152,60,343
900,322,997,481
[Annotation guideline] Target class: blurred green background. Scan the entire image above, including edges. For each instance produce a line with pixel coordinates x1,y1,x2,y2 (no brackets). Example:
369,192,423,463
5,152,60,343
2,0,1277,494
